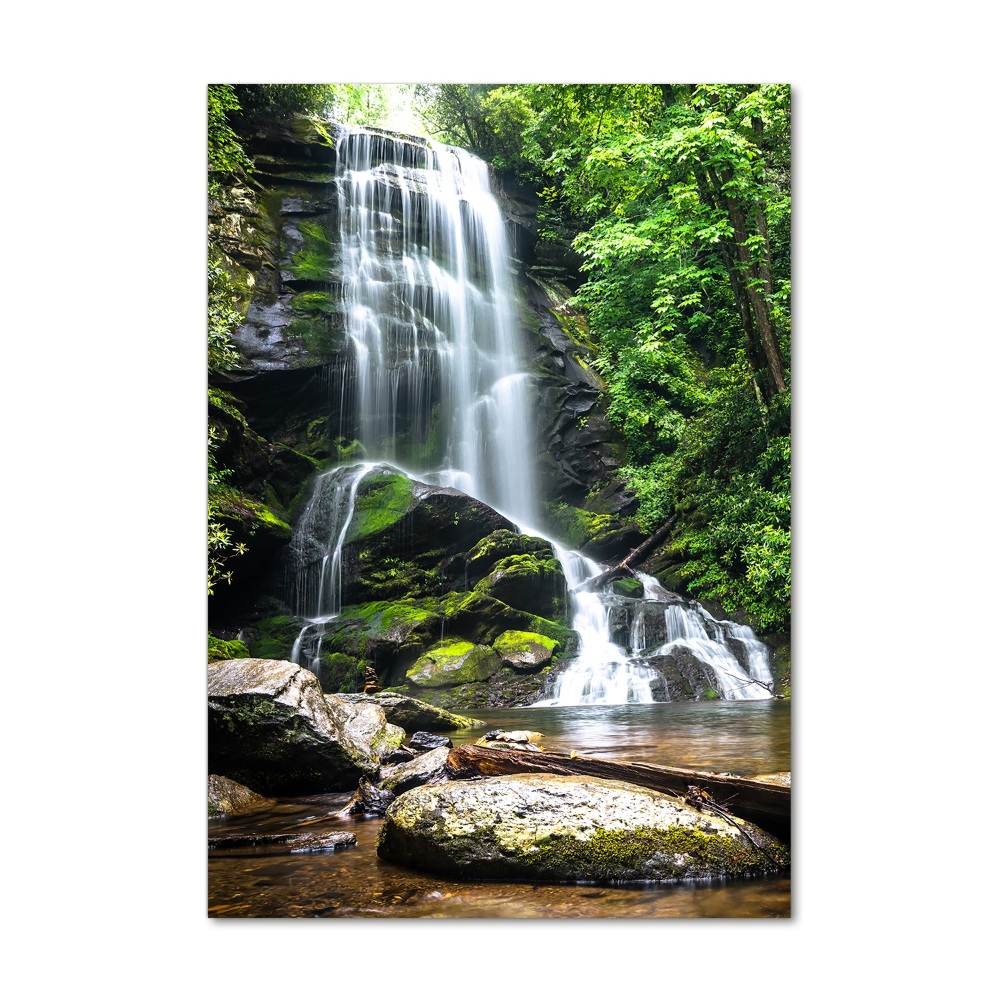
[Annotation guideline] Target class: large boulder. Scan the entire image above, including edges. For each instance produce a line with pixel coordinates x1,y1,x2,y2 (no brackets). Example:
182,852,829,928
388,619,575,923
338,692,480,732
208,658,380,794
377,774,789,882
325,696,405,757
406,641,502,688
492,630,558,672
474,552,568,622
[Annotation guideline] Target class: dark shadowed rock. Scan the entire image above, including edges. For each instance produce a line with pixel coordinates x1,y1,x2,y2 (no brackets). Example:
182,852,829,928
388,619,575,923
209,830,356,854
379,746,452,795
208,658,380,794
377,774,789,882
408,732,452,753
339,777,397,818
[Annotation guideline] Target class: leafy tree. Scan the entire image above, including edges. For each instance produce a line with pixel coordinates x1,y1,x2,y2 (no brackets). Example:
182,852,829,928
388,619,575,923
418,83,791,629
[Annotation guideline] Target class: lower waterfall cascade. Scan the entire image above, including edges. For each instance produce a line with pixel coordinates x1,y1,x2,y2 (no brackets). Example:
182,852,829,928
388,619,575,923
281,125,774,705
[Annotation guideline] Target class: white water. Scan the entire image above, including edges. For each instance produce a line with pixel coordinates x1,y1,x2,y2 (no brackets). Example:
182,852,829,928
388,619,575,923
285,126,773,704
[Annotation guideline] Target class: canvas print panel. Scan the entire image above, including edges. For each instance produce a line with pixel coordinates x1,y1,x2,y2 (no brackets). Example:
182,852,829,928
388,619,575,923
207,84,791,918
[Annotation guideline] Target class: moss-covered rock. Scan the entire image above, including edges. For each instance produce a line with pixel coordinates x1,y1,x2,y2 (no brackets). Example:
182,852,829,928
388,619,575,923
474,552,568,622
540,502,642,562
317,652,364,693
492,630,558,672
209,634,250,662
325,696,405,757
338,692,480,732
244,615,302,661
769,634,791,698
406,641,502,688
465,529,552,582
377,774,789,882
610,576,644,599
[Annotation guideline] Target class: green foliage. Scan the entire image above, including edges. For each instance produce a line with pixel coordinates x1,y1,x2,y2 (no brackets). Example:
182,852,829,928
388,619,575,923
208,84,252,176
470,82,793,631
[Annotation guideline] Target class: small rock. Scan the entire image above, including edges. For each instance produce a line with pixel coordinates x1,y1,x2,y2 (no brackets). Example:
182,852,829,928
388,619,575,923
408,732,453,753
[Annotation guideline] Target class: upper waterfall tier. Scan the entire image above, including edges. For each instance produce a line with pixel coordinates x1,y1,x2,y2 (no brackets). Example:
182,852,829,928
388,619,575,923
330,127,538,527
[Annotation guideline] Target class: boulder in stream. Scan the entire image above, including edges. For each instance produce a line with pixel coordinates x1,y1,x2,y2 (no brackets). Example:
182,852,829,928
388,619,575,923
377,774,789,882
208,658,380,794
208,774,276,818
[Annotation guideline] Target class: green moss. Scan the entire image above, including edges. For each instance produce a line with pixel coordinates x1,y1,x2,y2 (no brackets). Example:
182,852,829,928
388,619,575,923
208,634,250,662
287,317,334,358
492,630,558,656
541,502,616,550
610,577,644,598
246,615,301,660
346,473,414,544
526,824,779,881
290,219,335,282
291,291,338,314
701,688,719,701
318,652,364,693
407,640,501,688
465,530,549,576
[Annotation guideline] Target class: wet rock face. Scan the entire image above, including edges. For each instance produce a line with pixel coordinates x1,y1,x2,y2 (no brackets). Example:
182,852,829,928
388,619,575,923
325,697,405,758
377,774,789,882
208,775,276,817
644,647,727,701
378,746,452,796
207,658,380,794
523,281,625,505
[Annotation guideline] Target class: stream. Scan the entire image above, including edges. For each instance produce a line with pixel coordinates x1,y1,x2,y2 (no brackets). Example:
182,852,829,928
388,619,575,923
208,701,790,918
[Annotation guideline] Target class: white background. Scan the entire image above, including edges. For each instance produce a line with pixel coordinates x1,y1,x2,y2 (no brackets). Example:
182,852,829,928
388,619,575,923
2,1,995,994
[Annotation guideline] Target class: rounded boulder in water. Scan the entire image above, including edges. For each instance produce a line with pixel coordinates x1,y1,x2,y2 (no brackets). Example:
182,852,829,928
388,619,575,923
377,774,789,882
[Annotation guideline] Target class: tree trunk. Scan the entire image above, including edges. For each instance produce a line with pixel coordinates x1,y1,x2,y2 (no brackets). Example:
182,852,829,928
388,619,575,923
711,165,787,397
576,514,678,593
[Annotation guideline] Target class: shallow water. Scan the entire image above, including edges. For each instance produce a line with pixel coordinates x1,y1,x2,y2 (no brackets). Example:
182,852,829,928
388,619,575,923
208,701,791,918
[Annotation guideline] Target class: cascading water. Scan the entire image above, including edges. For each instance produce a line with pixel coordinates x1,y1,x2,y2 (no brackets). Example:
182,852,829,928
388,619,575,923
332,128,536,525
284,125,774,705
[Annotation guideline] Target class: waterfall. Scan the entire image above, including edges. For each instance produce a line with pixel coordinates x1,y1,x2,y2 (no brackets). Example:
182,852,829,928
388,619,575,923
283,125,773,705
332,128,536,525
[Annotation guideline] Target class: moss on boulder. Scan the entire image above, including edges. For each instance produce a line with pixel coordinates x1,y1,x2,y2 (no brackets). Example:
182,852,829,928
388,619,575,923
465,529,551,582
338,692,480,732
473,552,568,622
406,641,502,688
377,774,789,882
209,633,250,662
492,630,558,671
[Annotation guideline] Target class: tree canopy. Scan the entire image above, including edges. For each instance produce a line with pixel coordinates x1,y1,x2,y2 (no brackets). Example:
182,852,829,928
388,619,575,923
417,84,791,629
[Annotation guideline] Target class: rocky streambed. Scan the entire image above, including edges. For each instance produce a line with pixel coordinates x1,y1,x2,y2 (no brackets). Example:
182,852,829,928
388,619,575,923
209,658,791,911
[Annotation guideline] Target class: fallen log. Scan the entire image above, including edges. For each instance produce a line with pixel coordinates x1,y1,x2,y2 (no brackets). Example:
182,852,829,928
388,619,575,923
445,744,790,841
576,513,679,594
